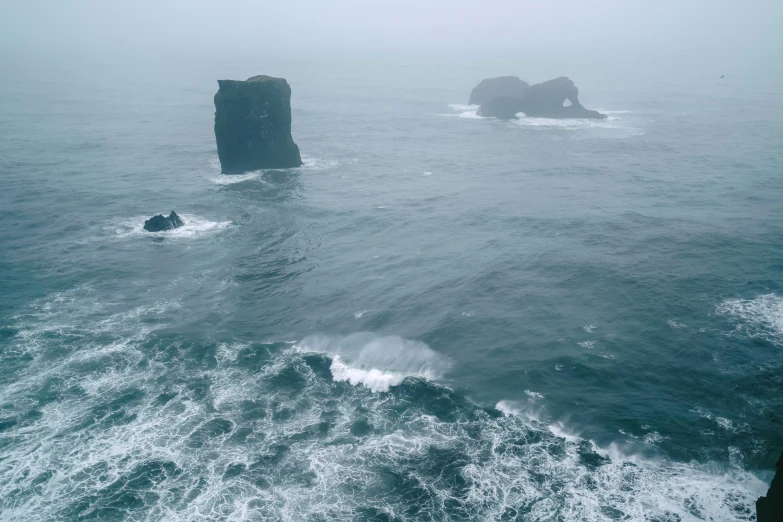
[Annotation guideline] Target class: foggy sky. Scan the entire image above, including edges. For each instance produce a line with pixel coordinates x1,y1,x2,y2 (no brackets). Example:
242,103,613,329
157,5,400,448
2,0,781,58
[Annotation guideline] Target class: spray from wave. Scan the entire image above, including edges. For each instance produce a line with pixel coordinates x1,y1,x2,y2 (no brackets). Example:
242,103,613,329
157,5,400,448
330,356,406,392
295,332,450,392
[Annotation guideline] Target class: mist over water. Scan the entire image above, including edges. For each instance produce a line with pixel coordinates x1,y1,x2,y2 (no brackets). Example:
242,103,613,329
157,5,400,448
1,1,783,520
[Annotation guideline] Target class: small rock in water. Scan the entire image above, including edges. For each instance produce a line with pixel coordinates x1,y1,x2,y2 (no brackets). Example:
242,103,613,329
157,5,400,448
143,211,184,232
470,76,606,120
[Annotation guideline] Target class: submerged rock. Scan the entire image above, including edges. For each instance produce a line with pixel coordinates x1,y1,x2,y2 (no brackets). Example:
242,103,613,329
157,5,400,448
214,75,302,174
470,76,606,120
468,76,530,106
757,451,783,522
144,211,184,232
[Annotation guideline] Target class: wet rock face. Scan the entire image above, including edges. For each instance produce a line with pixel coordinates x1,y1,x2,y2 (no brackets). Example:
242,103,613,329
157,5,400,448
477,97,525,120
468,76,530,106
520,77,606,119
214,75,302,174
144,211,183,232
470,76,606,120
757,451,783,522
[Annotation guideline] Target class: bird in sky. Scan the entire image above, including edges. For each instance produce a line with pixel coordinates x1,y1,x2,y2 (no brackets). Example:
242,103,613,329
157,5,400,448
719,75,724,78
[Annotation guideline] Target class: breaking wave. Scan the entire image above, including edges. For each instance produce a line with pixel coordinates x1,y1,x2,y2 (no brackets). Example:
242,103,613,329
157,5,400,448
717,293,783,345
0,293,767,521
443,104,484,119
330,356,406,392
295,332,450,391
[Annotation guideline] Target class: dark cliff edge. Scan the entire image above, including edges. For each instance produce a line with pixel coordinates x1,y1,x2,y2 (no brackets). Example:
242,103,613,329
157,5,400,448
214,75,302,174
758,451,783,522
472,76,605,120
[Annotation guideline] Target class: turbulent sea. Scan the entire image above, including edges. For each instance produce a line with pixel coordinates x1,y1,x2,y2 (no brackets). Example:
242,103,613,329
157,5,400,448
1,52,782,521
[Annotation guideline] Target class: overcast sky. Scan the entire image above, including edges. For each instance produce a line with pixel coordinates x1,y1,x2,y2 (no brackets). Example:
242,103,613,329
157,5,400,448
1,0,782,83
1,0,780,54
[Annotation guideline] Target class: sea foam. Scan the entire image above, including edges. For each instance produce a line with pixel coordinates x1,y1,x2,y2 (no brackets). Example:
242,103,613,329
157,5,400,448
0,289,767,522
210,171,263,185
444,104,484,119
0,314,766,522
300,155,339,170
107,214,232,239
717,293,783,345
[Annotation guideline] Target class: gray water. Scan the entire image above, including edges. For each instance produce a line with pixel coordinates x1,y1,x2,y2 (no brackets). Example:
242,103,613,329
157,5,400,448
1,50,782,521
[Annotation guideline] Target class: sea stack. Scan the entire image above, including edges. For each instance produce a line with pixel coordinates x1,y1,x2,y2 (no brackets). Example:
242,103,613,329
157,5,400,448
757,451,783,522
468,76,529,106
214,75,302,174
472,76,606,120
144,211,184,232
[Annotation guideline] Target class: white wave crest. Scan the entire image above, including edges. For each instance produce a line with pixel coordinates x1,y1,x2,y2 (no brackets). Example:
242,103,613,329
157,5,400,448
443,103,484,119
211,172,263,185
512,117,611,129
495,400,520,417
330,356,405,392
717,293,783,344
300,156,339,170
547,422,583,443
295,333,449,392
508,115,645,137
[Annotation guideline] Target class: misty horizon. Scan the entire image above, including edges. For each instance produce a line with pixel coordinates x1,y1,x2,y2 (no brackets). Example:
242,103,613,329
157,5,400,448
2,0,782,82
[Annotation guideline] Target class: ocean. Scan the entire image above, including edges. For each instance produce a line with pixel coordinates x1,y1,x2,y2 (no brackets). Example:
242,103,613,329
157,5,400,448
0,50,781,521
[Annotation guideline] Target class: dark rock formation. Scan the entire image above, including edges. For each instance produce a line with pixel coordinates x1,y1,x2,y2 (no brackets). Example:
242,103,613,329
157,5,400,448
468,76,530,106
470,76,606,120
144,211,184,232
758,451,783,522
520,77,605,119
478,97,525,119
214,75,302,174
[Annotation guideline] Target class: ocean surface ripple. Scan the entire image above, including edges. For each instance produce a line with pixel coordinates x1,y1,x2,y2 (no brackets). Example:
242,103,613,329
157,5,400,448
1,56,782,520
